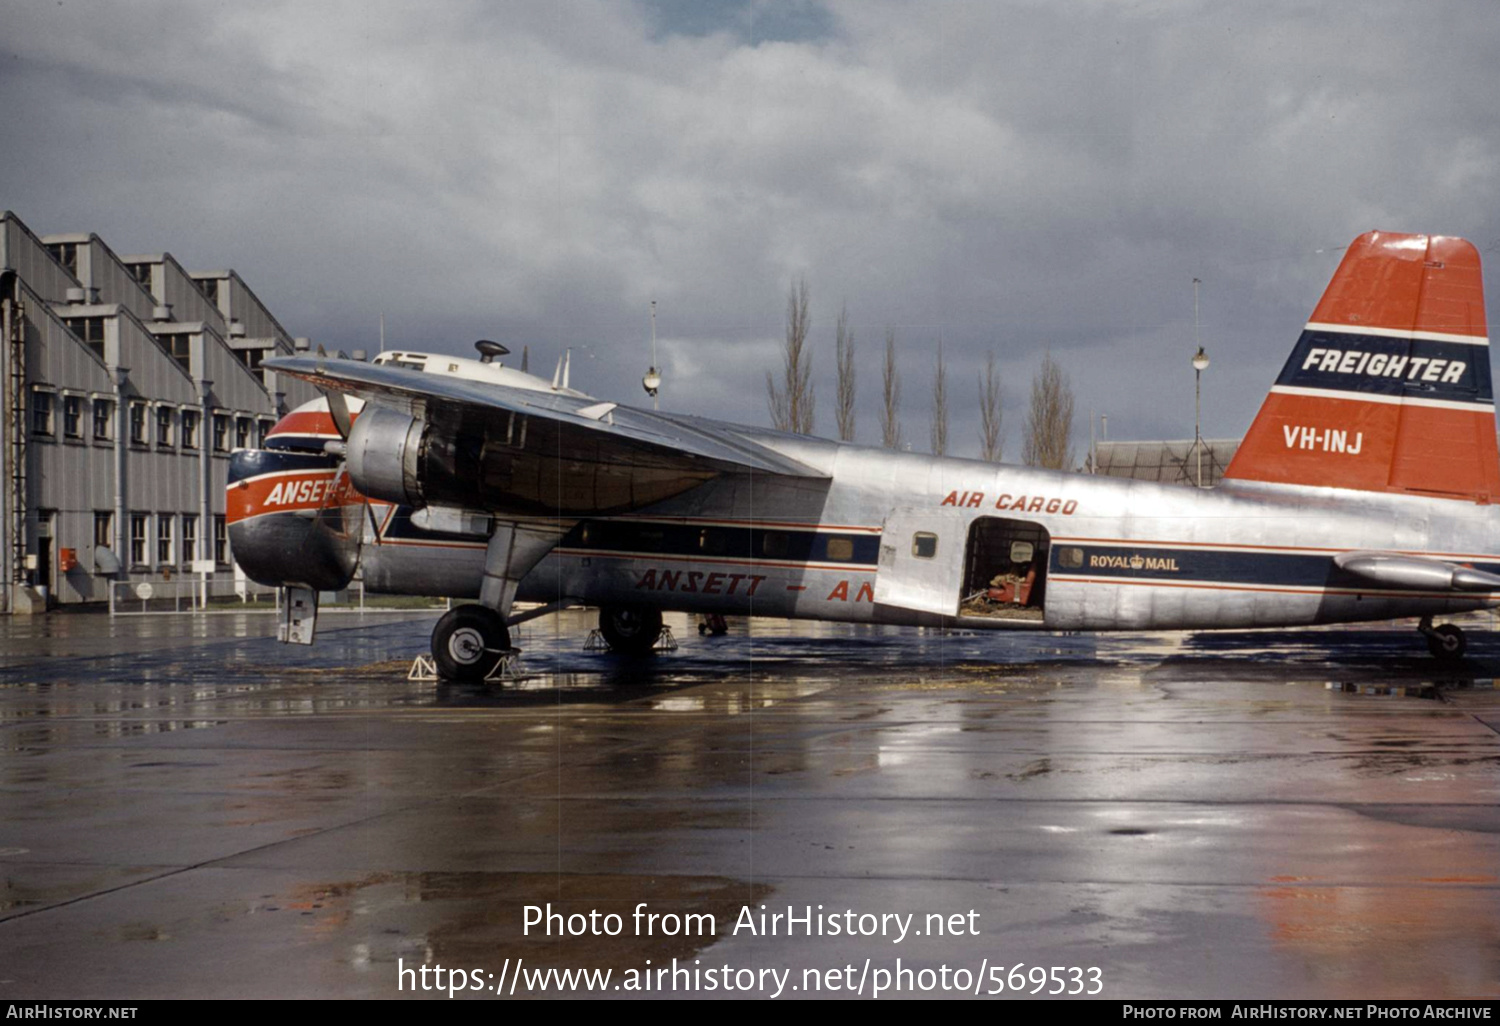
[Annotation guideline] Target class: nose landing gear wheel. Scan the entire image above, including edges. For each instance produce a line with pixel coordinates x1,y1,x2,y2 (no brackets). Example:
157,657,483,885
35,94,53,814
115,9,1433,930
1425,623,1466,662
598,606,664,655
431,604,511,681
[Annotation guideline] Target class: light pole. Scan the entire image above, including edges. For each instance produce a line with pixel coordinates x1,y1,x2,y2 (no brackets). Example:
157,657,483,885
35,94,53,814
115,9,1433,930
642,300,661,410
1192,345,1209,486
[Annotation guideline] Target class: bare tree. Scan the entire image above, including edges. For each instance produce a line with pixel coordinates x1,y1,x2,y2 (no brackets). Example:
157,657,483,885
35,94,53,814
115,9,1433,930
766,278,814,434
978,349,1003,462
1022,352,1075,470
930,338,948,456
834,303,856,442
880,327,903,450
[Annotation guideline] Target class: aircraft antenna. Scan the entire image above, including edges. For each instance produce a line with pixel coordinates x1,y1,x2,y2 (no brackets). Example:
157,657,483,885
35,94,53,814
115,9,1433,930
378,312,385,354
642,300,662,410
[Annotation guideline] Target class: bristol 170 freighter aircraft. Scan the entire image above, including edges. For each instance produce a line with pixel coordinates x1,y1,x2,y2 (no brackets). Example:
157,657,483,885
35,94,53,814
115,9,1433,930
228,231,1500,680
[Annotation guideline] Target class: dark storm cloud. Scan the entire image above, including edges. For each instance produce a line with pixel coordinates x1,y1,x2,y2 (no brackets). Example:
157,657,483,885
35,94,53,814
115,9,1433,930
3,0,1499,454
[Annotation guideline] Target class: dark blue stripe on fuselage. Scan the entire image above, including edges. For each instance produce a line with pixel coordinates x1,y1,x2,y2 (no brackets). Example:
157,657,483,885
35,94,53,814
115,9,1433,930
227,447,339,485
1275,329,1493,404
379,505,488,545
1050,543,1500,590
560,519,881,565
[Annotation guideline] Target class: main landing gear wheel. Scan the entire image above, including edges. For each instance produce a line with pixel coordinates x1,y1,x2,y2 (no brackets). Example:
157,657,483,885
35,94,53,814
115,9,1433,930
598,606,663,655
432,604,511,681
1425,623,1467,662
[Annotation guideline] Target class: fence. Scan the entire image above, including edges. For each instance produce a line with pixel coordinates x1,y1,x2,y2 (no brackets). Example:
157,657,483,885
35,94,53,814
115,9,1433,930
107,577,449,616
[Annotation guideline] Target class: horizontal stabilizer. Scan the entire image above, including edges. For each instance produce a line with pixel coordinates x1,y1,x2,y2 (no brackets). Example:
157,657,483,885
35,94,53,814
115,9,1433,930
1334,551,1500,592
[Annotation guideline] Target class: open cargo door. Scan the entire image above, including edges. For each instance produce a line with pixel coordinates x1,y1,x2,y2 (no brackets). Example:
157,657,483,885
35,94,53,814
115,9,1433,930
872,508,968,617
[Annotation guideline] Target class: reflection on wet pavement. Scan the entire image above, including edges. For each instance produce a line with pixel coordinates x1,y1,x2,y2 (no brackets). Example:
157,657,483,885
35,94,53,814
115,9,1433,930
1,609,1498,999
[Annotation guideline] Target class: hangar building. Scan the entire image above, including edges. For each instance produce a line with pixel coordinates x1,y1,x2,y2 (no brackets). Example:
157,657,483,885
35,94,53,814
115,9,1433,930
1,210,322,613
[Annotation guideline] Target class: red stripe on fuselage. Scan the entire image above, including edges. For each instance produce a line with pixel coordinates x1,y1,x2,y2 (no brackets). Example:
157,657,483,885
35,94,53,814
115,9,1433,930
266,409,359,442
227,468,358,524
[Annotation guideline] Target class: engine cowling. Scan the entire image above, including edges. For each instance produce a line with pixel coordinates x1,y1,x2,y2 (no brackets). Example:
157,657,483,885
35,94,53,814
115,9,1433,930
345,406,426,507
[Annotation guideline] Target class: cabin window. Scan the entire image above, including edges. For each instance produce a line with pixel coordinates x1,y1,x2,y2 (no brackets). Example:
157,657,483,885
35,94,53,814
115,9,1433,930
762,532,788,558
825,536,854,562
1057,546,1084,569
699,528,726,555
912,532,938,559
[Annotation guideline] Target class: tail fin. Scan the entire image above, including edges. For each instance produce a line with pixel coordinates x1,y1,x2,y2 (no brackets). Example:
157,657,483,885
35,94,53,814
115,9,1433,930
1223,231,1500,503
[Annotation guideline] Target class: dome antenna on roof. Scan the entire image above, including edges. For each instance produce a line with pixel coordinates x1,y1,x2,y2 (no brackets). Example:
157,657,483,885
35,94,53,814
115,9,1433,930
642,300,662,410
475,339,509,364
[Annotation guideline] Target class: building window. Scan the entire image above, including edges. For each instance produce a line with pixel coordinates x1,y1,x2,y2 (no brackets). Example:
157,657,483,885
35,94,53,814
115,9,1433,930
95,512,113,549
213,413,229,452
62,395,83,439
126,262,152,288
182,515,198,564
160,333,192,373
130,514,148,567
214,515,227,564
195,277,218,302
181,409,200,450
258,419,274,447
31,389,54,436
235,416,252,450
92,398,114,441
45,242,78,276
157,515,174,565
129,402,148,445
155,405,175,448
64,316,106,361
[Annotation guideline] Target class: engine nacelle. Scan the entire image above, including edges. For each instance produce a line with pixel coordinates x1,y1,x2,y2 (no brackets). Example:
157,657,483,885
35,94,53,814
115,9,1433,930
346,406,426,507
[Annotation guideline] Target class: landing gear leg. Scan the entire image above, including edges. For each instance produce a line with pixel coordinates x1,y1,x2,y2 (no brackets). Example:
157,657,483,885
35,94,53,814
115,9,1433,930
427,519,566,682
1418,616,1467,661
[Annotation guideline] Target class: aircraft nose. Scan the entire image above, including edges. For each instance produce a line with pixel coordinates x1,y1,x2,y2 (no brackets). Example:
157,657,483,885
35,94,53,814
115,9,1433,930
226,449,361,591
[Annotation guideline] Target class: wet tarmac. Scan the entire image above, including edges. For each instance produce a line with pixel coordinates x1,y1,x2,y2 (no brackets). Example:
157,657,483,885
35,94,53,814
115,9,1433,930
2,608,1498,1000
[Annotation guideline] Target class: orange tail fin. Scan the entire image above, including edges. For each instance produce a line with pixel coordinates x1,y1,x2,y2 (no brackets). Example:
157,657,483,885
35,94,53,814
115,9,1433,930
1223,231,1499,503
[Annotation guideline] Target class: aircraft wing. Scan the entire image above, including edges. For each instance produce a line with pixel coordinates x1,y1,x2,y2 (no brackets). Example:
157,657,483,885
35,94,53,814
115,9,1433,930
1334,551,1500,592
263,354,828,485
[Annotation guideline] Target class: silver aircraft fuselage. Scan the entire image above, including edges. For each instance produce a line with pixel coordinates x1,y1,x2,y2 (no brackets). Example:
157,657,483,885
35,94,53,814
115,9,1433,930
336,422,1500,631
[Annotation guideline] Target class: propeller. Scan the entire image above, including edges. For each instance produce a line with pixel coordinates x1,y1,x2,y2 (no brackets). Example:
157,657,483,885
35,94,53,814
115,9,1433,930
311,344,353,443
309,345,376,542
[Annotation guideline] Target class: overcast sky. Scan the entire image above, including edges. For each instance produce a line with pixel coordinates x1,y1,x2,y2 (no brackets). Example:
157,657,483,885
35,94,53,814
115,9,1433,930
4,0,1499,458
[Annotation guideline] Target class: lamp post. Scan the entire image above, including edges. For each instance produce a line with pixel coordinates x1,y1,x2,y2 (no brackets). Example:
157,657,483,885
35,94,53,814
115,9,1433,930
1192,345,1209,486
642,300,661,410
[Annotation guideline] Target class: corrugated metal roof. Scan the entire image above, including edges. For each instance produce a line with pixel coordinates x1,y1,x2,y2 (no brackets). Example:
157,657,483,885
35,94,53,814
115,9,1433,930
1090,438,1241,487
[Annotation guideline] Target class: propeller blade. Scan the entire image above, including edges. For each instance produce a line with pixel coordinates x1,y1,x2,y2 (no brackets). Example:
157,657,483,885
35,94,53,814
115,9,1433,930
325,388,352,440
